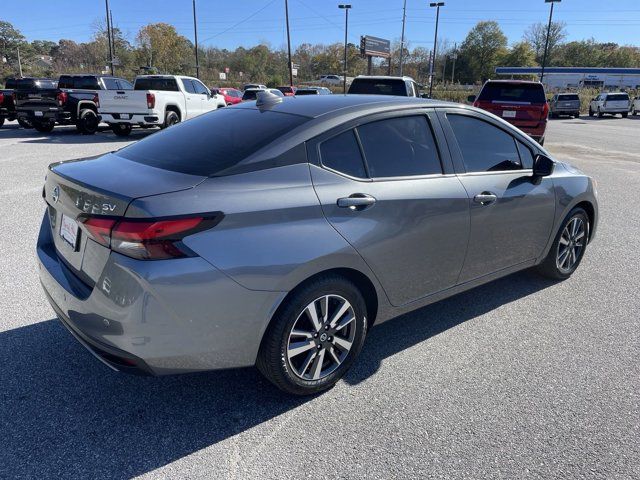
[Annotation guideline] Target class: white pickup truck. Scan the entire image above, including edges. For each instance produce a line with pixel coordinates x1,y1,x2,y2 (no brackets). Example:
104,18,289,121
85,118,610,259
98,75,225,135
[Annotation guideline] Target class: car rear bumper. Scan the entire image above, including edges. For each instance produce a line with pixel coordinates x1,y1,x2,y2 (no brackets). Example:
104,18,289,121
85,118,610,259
100,113,161,125
600,108,629,113
37,211,285,376
17,109,71,123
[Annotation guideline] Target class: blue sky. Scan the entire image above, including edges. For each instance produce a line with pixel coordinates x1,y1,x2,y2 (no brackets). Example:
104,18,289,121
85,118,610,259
5,0,640,51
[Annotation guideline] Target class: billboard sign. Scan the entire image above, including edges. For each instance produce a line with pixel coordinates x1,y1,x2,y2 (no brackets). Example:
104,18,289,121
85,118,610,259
360,35,391,58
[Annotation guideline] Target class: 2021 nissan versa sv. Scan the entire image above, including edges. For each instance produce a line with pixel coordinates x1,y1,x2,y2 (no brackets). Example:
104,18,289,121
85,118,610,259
38,93,598,395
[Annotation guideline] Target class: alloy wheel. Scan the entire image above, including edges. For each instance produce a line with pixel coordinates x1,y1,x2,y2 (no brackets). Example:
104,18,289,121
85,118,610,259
286,294,356,381
556,216,586,273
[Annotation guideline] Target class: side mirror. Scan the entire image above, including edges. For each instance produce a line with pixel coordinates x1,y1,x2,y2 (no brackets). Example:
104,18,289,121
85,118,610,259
467,95,476,103
532,154,554,178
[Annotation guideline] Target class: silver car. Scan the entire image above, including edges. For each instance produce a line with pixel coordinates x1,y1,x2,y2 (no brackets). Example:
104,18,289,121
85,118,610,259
38,94,598,395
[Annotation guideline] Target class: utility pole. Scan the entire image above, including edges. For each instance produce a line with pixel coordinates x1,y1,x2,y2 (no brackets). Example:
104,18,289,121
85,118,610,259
285,0,293,86
110,9,116,74
540,0,561,84
428,2,444,98
442,55,446,85
339,4,352,94
451,43,457,83
105,0,114,75
399,0,407,76
193,0,200,78
17,47,23,77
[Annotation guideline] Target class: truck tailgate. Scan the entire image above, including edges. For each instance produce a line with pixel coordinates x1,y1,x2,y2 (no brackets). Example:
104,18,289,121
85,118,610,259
98,90,150,114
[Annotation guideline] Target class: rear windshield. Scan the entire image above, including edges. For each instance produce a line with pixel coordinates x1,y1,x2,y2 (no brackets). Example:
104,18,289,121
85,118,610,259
242,90,260,100
295,89,318,96
134,78,179,91
16,79,57,90
117,108,309,176
558,94,579,101
478,82,546,104
349,78,407,96
607,93,629,101
58,76,99,89
277,87,294,93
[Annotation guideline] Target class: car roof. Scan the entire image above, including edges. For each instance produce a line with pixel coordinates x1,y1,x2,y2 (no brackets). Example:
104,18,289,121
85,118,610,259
233,94,451,119
484,79,543,85
354,75,416,81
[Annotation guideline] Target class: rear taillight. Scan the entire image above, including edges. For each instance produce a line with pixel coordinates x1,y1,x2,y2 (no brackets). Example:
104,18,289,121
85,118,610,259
92,93,99,108
473,100,480,108
146,93,155,109
57,91,68,107
542,102,549,120
0,93,4,104
79,214,222,260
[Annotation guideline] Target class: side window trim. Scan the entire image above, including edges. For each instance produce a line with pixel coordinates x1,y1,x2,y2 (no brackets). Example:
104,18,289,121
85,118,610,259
316,128,371,181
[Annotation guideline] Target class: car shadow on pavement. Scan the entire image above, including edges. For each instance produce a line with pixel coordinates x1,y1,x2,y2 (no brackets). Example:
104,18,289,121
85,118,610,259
0,123,155,144
0,270,556,478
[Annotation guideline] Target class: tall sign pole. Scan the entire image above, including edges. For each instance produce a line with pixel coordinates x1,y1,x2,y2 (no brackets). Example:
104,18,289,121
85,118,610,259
285,0,294,86
339,5,352,94
399,0,407,76
428,2,444,98
193,0,200,78
105,0,114,75
540,0,561,84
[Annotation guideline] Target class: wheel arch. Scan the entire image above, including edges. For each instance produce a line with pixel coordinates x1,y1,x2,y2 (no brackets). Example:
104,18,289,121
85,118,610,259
77,100,97,116
165,104,182,120
574,200,596,242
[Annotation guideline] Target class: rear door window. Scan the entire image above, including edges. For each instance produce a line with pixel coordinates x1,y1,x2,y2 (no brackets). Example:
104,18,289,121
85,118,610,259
320,130,367,179
357,116,442,177
478,83,546,104
447,114,522,172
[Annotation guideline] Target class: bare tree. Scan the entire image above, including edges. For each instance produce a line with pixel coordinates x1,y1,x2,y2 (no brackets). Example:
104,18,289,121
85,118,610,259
524,21,567,65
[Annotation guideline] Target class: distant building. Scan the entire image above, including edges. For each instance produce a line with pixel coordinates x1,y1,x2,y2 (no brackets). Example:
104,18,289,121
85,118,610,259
495,67,640,90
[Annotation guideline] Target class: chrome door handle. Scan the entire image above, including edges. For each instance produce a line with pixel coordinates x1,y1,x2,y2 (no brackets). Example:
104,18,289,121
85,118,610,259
473,192,498,205
337,194,376,210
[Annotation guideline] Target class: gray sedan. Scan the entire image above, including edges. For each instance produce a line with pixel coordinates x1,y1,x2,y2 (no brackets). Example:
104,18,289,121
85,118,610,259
38,94,598,395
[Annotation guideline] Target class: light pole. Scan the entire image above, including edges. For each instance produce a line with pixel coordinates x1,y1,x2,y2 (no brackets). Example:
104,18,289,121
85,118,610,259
104,0,114,75
285,0,293,86
193,0,200,78
428,2,444,98
339,4,351,94
540,0,561,84
451,43,457,83
399,0,407,76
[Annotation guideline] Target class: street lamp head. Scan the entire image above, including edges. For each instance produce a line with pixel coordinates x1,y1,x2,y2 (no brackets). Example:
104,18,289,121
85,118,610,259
545,0,561,3
338,4,352,8
429,2,444,6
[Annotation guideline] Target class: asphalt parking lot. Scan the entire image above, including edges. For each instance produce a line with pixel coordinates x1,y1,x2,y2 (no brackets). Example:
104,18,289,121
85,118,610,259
1,117,638,479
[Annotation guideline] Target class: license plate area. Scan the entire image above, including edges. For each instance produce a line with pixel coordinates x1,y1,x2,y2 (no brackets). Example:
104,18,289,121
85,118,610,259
59,214,79,250
502,110,516,118
34,111,44,117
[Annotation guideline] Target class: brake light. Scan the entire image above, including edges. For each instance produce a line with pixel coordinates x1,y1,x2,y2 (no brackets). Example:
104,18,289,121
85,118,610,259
57,91,68,107
146,93,155,109
542,101,549,120
0,93,3,104
80,217,116,247
79,214,222,260
473,100,480,108
93,93,99,108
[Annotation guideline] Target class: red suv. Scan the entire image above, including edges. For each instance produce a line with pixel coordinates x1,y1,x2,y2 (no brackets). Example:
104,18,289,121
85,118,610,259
470,80,549,145
215,87,243,106
276,86,297,96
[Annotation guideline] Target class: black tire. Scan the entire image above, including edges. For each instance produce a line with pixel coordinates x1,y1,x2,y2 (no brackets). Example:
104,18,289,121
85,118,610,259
622,112,628,118
76,108,99,135
33,120,55,133
588,107,594,117
573,113,580,118
632,109,638,116
0,117,4,128
162,110,179,129
538,137,545,146
257,274,368,396
597,108,604,118
535,207,589,280
18,118,33,129
111,123,132,137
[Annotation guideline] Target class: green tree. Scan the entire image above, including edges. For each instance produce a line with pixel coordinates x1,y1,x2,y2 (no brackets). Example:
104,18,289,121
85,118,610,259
502,41,537,67
458,21,508,83
0,20,27,77
136,23,194,75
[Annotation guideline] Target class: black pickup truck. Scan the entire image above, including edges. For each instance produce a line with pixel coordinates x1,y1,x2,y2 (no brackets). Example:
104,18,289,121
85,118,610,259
15,74,133,134
1,78,52,129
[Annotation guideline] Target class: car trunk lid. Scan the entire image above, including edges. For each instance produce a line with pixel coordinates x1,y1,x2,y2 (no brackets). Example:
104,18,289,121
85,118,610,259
44,153,207,284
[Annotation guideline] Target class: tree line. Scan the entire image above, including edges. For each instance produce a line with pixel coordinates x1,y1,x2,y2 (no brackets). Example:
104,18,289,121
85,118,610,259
1,18,639,88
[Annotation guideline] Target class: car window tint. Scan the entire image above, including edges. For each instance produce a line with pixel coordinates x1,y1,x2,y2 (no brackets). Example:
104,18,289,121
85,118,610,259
134,78,179,91
58,76,73,89
117,109,308,176
320,130,367,178
103,78,119,90
192,80,209,95
607,93,629,101
357,116,442,177
448,114,522,172
516,140,535,169
349,78,406,96
76,77,100,89
181,79,196,94
117,79,133,89
478,83,546,104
